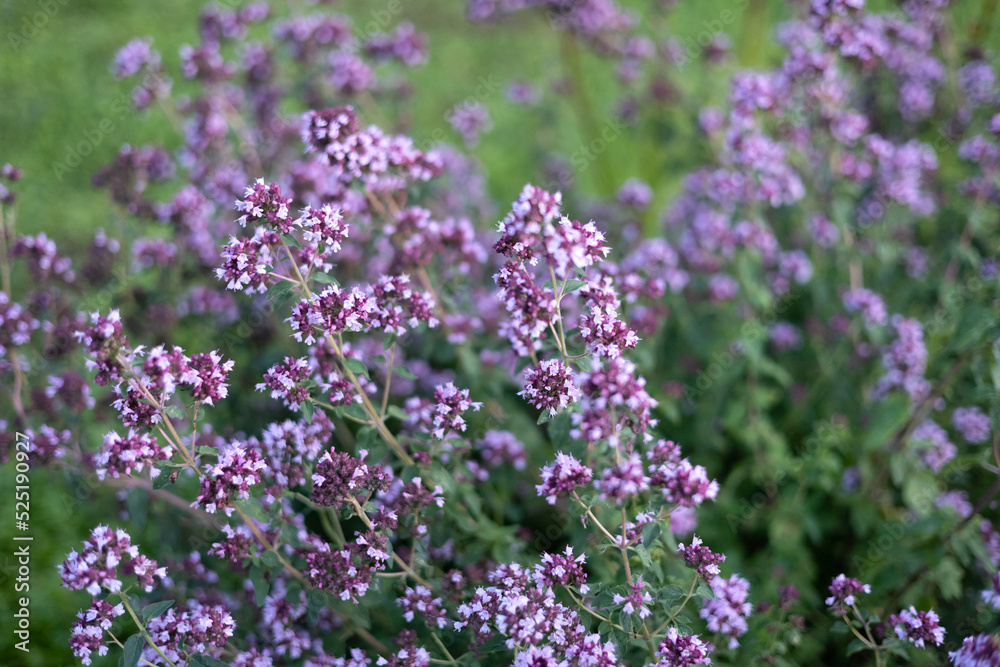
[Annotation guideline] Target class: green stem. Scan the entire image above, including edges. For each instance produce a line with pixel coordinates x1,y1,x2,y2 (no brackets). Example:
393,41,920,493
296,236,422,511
118,594,180,667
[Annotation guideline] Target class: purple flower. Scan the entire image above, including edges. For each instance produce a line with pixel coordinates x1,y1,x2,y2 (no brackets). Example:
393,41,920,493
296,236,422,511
842,288,888,326
769,322,802,351
876,316,929,402
981,572,1000,611
809,214,840,247
579,305,640,360
95,430,173,480
507,80,540,105
236,178,293,231
960,61,998,108
397,585,449,629
519,359,580,416
617,178,653,211
59,526,166,595
653,627,713,666
699,575,752,648
613,577,653,619
111,37,160,79
69,599,125,665
650,458,719,507
476,431,527,470
594,453,650,504
257,356,312,410
533,546,589,592
0,292,39,357
953,407,991,444
144,602,235,663
495,261,556,356
542,217,610,279
194,442,268,515
312,449,391,507
911,420,956,473
678,535,726,582
429,382,483,439
937,490,973,518
825,573,870,616
536,452,593,505
447,101,493,148
949,634,1000,666
495,184,563,264
574,358,658,445
217,228,278,294
888,606,945,647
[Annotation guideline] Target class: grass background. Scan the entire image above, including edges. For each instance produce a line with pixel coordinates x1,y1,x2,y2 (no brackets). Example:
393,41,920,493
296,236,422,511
0,0,998,664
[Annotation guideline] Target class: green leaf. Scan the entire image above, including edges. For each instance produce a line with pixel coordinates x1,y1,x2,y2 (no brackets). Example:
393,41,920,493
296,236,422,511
234,497,268,521
642,522,662,548
261,550,281,568
267,280,297,303
188,656,231,667
343,357,368,377
119,633,144,667
861,393,910,451
195,445,218,455
537,410,552,425
301,400,315,424
695,581,716,599
393,365,416,380
352,600,371,629
949,303,995,353
370,354,386,364
280,522,300,547
250,565,270,607
140,600,174,622
619,611,633,634
386,405,408,421
383,332,397,350
313,273,339,285
845,638,869,656
658,584,685,604
477,634,507,653
163,405,186,419
340,403,369,422
592,589,616,608
280,233,301,249
307,588,327,612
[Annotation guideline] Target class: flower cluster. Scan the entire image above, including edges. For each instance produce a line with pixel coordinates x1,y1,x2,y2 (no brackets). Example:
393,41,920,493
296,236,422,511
194,443,268,515
311,449,392,507
888,606,945,648
59,526,166,595
824,574,870,616
678,536,726,582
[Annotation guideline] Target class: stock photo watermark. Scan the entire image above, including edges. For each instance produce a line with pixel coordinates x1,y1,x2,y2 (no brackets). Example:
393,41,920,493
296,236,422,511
11,431,33,653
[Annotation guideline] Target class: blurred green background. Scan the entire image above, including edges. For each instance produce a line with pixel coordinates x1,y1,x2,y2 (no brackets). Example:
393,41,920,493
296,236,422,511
1,0,998,664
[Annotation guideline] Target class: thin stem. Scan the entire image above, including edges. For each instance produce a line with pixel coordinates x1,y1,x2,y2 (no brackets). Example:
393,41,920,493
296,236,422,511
277,239,414,466
653,576,698,636
573,492,619,545
381,343,396,418
119,594,180,667
233,505,310,588
347,496,433,588
851,603,881,666
313,398,370,424
430,632,459,667
565,587,625,631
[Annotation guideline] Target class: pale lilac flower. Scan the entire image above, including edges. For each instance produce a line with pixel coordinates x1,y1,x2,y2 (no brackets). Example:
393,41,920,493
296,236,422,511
888,606,945,648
